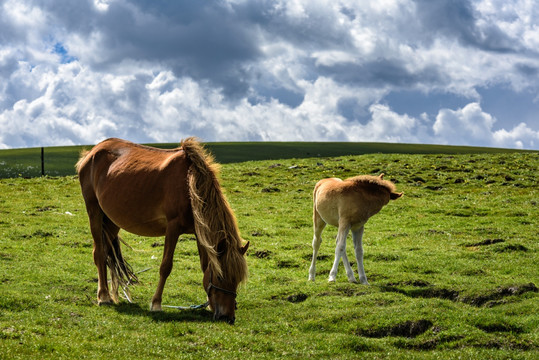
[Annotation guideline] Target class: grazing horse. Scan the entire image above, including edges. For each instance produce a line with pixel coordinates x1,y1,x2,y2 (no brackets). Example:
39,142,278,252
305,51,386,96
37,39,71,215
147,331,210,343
76,138,248,324
308,174,402,284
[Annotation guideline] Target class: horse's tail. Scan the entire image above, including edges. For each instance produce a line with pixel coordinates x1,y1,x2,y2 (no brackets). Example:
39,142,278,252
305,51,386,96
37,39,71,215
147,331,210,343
102,215,138,303
75,149,90,173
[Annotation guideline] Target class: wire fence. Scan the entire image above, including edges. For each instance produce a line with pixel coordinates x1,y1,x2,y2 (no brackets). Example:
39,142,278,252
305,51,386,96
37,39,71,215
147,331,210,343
0,146,85,179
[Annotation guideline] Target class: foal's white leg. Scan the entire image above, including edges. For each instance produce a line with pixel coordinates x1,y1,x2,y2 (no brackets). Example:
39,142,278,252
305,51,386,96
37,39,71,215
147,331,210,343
328,223,351,282
352,226,369,285
309,212,326,281
341,249,358,283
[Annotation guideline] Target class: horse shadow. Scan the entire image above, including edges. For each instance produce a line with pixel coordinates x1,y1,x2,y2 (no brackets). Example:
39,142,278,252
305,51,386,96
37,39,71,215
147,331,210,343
113,302,213,323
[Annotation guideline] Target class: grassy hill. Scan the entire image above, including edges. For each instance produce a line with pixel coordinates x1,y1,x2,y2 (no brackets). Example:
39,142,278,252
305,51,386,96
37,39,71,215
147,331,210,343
0,141,533,178
0,148,537,359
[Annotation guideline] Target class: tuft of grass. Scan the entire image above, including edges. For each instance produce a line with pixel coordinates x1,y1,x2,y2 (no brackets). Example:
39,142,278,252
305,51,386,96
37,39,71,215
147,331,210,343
0,150,537,359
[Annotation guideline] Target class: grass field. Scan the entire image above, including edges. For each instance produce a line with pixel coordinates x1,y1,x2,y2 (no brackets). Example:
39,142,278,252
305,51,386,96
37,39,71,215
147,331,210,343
0,144,537,359
0,141,532,178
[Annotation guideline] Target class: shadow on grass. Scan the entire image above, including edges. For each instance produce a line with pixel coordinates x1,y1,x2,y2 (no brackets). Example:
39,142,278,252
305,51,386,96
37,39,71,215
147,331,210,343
113,302,213,323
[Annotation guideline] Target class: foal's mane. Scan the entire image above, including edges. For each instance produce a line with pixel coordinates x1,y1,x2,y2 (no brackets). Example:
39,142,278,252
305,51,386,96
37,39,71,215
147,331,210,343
346,174,397,194
181,138,248,285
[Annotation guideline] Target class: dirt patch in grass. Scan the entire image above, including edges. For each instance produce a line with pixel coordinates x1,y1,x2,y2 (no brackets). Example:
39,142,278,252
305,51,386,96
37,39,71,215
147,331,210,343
302,253,330,261
382,283,537,307
317,286,367,297
461,283,538,307
271,293,308,303
475,322,524,334
395,334,465,350
253,250,272,259
286,293,308,303
261,187,280,193
369,253,400,261
275,259,300,268
494,244,528,252
410,288,460,301
35,205,57,212
385,279,431,287
472,338,536,350
466,238,505,247
357,319,433,338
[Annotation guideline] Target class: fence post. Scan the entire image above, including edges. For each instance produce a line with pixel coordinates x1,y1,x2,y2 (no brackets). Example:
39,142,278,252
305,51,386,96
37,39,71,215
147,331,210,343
41,147,45,176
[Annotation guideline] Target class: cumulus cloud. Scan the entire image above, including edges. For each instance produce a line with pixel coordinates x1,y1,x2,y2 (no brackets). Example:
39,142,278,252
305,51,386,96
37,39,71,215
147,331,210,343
432,102,538,149
0,0,538,149
433,103,496,144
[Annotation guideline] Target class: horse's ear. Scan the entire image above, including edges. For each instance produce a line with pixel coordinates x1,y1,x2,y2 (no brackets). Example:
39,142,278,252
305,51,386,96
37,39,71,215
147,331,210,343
390,192,403,200
240,241,250,255
379,173,385,179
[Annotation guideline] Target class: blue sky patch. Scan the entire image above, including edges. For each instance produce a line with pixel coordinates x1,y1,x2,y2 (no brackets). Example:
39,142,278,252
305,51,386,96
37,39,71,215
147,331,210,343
53,42,77,64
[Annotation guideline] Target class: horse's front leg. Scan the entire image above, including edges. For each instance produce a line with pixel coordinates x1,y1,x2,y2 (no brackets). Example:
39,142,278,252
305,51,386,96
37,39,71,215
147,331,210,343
150,223,181,311
329,223,351,282
352,226,368,285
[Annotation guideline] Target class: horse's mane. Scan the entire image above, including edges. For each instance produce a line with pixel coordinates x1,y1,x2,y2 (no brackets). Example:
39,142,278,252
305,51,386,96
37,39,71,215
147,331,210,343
346,174,397,194
181,137,248,285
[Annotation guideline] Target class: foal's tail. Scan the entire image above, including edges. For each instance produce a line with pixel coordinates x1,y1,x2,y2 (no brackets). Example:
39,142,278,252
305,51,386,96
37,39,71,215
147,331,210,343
102,216,138,303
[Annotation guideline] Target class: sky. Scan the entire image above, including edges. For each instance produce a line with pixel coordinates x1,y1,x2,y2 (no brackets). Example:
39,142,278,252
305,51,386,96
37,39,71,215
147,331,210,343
0,0,538,150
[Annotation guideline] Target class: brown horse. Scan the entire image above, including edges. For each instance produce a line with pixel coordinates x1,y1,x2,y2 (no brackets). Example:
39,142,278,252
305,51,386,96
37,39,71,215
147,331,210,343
76,138,248,324
308,174,402,284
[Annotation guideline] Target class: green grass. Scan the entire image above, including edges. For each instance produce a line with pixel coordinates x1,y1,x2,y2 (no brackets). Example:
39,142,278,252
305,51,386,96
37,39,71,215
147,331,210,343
0,148,537,359
0,141,532,178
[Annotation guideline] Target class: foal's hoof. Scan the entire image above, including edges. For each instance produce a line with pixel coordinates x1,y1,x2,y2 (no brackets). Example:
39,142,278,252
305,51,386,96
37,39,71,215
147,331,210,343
150,304,163,312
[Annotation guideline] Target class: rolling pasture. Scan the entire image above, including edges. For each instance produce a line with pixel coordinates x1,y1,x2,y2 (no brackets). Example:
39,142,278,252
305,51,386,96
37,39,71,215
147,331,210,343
0,144,537,359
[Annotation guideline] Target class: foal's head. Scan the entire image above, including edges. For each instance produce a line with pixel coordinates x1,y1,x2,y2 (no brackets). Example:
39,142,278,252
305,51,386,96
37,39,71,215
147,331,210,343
203,241,249,325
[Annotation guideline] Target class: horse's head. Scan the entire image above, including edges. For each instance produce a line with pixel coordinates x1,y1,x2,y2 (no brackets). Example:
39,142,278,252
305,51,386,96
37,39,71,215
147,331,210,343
203,241,249,325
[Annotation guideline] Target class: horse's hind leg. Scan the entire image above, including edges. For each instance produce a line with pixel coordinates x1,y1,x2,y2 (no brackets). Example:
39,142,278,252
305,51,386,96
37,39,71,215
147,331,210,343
341,246,357,283
85,200,113,305
352,226,368,285
329,222,352,282
102,216,122,302
308,209,326,281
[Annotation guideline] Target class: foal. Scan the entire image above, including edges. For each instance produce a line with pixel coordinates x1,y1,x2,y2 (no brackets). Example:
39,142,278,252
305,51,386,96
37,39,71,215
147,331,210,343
308,174,402,284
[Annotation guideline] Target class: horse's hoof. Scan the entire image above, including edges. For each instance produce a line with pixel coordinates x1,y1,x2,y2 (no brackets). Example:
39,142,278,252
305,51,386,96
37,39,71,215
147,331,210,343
150,304,163,312
98,300,113,306
328,278,336,283
349,279,358,284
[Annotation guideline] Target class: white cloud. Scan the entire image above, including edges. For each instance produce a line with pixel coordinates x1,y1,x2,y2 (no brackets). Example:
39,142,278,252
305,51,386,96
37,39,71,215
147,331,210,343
493,122,539,149
0,0,538,149
433,102,495,143
433,102,539,149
